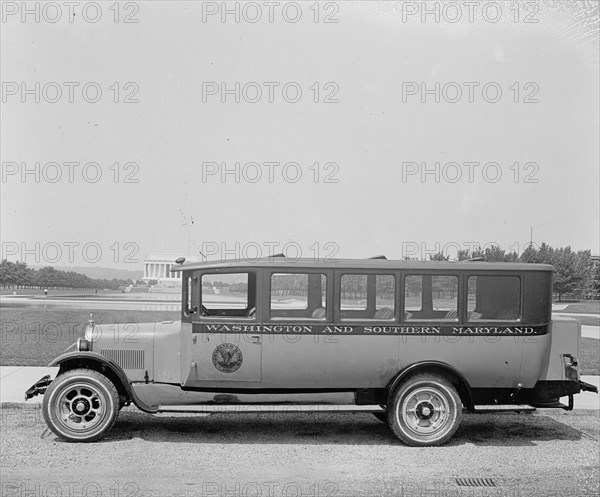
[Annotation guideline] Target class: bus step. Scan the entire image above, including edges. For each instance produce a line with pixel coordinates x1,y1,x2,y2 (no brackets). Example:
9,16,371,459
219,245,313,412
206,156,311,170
473,404,536,413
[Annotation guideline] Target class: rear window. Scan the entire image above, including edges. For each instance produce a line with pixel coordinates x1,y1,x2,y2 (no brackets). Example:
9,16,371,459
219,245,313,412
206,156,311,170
467,275,521,321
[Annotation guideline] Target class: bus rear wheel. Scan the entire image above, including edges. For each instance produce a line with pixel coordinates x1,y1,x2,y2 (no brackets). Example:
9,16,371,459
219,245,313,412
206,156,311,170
388,373,462,446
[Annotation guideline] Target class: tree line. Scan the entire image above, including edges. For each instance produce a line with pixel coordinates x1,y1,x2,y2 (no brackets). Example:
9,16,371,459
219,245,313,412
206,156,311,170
1,243,598,300
0,260,134,290
429,243,598,301
225,244,599,302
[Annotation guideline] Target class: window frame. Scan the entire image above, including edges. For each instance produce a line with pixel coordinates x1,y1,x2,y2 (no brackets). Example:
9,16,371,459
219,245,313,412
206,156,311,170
182,266,532,326
465,274,523,323
401,272,461,323
182,271,199,323
267,270,330,322
337,272,397,322
196,269,259,322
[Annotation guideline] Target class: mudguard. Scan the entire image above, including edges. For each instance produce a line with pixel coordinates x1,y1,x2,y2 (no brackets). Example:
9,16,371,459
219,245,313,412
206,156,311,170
386,361,474,410
48,351,158,413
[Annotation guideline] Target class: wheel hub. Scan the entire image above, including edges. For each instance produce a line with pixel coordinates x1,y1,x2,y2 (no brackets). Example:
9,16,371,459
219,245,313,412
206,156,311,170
400,386,453,437
73,398,90,415
55,383,105,431
416,401,435,420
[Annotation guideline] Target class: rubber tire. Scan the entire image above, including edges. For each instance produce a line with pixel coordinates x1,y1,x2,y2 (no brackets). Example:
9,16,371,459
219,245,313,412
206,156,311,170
43,369,119,442
388,373,462,447
372,411,388,423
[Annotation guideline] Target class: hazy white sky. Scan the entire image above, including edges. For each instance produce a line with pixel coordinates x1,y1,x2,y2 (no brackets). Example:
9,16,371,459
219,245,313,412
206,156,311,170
1,1,598,268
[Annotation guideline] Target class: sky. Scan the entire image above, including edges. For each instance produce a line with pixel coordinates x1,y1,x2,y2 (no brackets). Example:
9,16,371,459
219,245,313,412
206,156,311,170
1,1,598,269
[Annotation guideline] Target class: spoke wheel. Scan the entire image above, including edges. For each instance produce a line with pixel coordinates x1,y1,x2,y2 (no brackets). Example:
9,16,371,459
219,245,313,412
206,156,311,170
388,373,462,446
43,369,119,442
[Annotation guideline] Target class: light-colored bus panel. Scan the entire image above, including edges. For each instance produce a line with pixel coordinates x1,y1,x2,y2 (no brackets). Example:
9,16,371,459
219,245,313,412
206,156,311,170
538,319,580,381
260,335,400,388
260,334,530,389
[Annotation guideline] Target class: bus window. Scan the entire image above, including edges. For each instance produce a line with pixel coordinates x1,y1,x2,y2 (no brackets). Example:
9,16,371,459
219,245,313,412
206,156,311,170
467,276,521,321
404,275,458,321
340,274,395,320
270,273,327,319
201,272,256,318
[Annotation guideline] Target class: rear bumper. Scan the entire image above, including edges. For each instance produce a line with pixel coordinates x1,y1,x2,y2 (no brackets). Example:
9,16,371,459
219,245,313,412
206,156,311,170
579,380,598,394
471,378,596,411
529,379,598,411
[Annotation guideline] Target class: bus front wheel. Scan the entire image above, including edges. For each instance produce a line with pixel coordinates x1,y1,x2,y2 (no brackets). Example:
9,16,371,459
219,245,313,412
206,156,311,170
42,368,120,442
388,373,462,446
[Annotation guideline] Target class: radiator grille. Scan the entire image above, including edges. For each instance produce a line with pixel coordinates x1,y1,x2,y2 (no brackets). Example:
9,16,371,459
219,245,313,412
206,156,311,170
100,349,145,370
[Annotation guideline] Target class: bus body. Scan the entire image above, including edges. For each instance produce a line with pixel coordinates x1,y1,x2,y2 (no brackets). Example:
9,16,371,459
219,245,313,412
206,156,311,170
27,257,597,445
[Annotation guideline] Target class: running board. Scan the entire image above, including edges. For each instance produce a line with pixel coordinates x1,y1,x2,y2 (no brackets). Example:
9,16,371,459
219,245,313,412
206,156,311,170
473,404,536,413
157,404,384,414
157,404,539,414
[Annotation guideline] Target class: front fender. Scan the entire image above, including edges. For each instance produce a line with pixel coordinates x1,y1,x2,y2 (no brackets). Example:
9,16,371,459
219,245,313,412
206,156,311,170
49,351,157,413
49,350,119,369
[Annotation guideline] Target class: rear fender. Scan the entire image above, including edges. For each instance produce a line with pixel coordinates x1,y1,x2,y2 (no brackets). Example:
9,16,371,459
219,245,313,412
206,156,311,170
386,361,474,411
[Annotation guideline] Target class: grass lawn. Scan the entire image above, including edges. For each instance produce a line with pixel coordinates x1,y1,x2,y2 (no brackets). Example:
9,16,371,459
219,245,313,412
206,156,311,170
0,308,179,366
561,301,600,314
554,301,600,326
580,337,600,375
556,315,600,326
0,288,120,297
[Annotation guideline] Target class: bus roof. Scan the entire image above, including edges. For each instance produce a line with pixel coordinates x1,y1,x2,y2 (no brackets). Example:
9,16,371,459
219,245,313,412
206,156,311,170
170,257,554,273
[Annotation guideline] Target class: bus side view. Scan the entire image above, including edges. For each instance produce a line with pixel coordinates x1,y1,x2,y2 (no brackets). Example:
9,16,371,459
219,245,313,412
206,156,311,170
26,257,597,446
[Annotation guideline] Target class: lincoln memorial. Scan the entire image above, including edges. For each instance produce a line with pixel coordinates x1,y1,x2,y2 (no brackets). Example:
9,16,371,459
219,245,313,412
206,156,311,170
142,253,201,284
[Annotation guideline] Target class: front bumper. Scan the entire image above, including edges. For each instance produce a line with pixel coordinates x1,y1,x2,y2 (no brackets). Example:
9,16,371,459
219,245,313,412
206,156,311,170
24,375,52,401
24,342,78,400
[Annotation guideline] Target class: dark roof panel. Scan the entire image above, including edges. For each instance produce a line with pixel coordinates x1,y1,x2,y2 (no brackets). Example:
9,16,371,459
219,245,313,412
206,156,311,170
170,257,553,273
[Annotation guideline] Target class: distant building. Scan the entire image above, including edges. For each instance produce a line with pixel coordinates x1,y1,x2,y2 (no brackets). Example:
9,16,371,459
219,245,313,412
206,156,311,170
143,253,201,284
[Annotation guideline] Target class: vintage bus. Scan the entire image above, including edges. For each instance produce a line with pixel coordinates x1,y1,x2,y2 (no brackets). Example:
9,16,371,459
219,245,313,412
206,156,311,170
26,256,597,445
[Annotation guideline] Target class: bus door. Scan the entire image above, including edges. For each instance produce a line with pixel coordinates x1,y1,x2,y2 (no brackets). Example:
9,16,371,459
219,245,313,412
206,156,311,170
181,271,262,387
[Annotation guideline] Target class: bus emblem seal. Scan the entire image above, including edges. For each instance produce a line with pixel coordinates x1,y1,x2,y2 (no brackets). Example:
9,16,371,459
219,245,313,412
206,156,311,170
212,343,243,373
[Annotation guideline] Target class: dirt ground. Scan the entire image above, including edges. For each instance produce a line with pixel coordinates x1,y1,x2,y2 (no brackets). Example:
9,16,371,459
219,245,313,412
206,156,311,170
1,405,598,497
